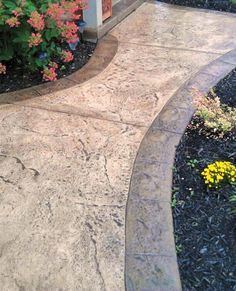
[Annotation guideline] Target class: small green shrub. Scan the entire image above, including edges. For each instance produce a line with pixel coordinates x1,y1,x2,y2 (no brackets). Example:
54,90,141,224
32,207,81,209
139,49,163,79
193,89,236,135
0,0,87,80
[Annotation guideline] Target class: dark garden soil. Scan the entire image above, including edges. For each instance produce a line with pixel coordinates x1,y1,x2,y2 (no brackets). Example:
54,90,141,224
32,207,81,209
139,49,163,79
158,0,236,13
173,68,236,290
0,41,96,94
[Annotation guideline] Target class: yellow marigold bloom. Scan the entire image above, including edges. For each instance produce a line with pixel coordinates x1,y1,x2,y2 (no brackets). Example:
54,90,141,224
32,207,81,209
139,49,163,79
201,161,236,188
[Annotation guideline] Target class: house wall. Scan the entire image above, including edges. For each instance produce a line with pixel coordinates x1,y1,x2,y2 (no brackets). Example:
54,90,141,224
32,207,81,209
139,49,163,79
83,0,102,39
84,0,129,40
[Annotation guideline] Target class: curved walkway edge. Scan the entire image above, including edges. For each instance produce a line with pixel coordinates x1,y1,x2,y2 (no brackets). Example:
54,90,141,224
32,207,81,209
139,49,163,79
1,1,236,290
125,48,236,291
0,35,118,104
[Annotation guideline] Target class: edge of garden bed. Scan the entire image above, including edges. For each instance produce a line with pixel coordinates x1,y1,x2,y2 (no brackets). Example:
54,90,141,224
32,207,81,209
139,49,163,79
0,34,118,104
154,0,236,17
125,48,236,291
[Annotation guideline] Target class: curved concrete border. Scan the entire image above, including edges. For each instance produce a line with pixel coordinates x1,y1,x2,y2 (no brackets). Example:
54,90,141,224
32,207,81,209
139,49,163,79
125,48,236,291
0,35,118,104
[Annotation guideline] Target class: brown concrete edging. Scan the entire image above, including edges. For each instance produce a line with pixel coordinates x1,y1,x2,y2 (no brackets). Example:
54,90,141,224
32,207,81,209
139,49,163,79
0,34,118,105
125,48,236,291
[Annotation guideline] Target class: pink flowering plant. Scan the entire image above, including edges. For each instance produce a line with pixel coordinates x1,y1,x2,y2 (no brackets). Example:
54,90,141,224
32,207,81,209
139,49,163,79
0,0,87,80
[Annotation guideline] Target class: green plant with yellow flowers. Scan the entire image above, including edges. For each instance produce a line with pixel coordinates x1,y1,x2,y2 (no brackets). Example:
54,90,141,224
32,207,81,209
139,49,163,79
201,161,236,189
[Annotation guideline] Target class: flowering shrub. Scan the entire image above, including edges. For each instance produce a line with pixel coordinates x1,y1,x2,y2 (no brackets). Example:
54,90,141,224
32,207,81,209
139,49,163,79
193,89,236,135
0,0,87,80
0,63,6,74
42,66,57,81
62,50,74,62
201,161,236,188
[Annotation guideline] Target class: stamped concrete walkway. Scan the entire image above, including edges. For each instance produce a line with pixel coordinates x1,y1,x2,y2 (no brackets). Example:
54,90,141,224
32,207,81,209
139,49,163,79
0,1,236,290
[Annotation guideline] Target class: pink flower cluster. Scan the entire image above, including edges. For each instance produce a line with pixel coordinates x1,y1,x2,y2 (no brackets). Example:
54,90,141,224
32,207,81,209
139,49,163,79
2,0,88,82
61,1,81,20
12,8,23,17
6,17,20,27
49,62,59,69
42,62,59,81
42,67,57,82
47,1,82,23
75,0,88,9
62,50,74,62
5,7,23,27
28,33,43,48
46,3,64,23
27,11,45,31
46,1,83,44
60,21,79,43
0,63,6,75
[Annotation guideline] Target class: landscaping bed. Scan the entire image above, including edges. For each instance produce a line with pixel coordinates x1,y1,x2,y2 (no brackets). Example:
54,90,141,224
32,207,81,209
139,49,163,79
0,0,96,94
172,69,236,290
158,0,236,12
0,41,96,94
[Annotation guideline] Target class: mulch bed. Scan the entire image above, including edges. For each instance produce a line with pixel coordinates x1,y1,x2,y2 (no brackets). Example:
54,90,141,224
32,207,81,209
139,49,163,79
158,0,236,12
0,41,96,94
172,69,236,290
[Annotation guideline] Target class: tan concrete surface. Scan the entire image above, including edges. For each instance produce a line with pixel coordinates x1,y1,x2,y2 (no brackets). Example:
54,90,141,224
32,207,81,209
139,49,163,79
0,1,236,290
126,49,236,290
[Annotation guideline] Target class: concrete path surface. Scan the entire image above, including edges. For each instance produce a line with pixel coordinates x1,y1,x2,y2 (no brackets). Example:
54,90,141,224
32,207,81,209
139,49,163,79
0,1,236,290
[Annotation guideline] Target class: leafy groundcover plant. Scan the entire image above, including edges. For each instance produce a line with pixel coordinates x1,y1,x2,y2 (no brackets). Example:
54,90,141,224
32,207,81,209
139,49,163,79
0,0,87,81
229,195,236,214
172,71,236,289
201,161,236,188
193,89,236,136
194,90,236,210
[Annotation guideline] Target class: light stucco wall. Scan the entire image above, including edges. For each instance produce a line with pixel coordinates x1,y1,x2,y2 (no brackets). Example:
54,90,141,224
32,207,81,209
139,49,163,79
84,0,122,38
83,0,103,33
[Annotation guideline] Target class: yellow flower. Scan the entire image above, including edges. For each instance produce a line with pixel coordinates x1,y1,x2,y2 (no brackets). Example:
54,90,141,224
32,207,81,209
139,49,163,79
201,161,236,188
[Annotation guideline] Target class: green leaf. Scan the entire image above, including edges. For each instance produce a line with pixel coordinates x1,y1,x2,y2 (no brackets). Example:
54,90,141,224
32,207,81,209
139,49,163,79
45,29,59,42
13,29,30,43
24,1,36,15
40,4,48,13
3,1,17,10
0,46,14,61
35,58,47,68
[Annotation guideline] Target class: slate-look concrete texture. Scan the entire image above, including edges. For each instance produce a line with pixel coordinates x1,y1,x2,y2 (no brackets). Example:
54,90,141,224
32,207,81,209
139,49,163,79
0,1,236,290
126,48,236,291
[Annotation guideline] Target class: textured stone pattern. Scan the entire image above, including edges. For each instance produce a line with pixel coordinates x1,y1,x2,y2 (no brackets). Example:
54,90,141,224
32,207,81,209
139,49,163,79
0,106,144,290
0,1,236,290
111,2,236,54
125,47,236,290
126,45,236,291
